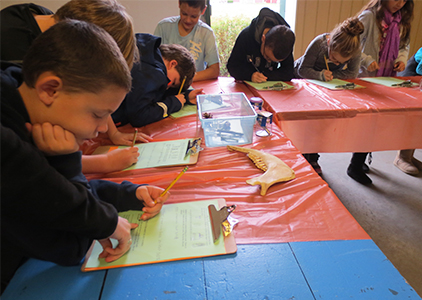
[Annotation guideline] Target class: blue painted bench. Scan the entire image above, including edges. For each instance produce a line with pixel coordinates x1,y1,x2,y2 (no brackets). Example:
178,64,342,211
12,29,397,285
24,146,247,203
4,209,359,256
2,240,420,300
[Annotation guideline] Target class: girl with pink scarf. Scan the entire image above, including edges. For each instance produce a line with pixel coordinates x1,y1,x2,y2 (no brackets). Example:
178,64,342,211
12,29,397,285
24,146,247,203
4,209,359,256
347,0,415,185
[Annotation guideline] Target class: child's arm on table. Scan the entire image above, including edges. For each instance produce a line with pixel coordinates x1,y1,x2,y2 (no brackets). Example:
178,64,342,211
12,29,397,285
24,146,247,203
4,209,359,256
27,121,140,173
98,185,170,262
107,116,152,145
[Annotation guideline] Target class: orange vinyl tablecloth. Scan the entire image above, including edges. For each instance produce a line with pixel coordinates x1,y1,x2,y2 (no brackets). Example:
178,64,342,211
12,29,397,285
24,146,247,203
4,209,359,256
242,76,422,153
81,79,369,244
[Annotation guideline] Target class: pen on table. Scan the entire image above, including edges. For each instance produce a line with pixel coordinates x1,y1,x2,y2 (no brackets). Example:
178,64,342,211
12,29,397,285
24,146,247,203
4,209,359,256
178,76,187,95
160,166,188,198
324,55,330,71
132,128,138,147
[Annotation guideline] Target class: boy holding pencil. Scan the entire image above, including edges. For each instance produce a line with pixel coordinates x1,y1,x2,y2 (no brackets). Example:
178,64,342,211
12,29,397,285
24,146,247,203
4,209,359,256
112,33,203,128
1,21,169,292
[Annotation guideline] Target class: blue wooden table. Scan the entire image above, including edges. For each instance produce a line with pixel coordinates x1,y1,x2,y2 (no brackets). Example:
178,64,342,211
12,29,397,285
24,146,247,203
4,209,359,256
3,240,420,300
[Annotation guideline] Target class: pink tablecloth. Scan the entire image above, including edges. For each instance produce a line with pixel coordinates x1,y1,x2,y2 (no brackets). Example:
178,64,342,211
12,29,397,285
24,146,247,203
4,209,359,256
243,77,422,153
81,80,369,244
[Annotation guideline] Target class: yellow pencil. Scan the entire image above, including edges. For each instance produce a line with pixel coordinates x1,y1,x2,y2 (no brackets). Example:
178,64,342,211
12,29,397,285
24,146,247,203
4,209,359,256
324,55,330,71
132,128,138,147
160,166,188,197
178,76,187,95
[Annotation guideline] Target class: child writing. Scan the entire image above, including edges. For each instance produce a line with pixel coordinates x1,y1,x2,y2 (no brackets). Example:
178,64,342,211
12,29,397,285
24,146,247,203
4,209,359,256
154,0,220,81
112,33,204,128
1,20,169,293
347,0,414,185
294,17,364,82
227,8,295,83
294,17,364,174
0,0,151,174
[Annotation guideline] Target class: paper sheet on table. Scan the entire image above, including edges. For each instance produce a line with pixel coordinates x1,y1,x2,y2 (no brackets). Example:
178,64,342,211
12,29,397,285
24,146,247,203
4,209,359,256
307,78,365,90
170,104,197,119
82,199,236,271
245,81,294,90
119,139,197,169
359,77,419,87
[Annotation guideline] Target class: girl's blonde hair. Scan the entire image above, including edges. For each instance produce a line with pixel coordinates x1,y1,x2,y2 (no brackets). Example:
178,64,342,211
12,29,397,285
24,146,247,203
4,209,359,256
55,0,138,69
330,17,364,58
357,0,414,48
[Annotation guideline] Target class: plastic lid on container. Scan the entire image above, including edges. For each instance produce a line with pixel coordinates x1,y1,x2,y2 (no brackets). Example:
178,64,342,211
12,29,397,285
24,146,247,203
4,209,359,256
250,97,263,104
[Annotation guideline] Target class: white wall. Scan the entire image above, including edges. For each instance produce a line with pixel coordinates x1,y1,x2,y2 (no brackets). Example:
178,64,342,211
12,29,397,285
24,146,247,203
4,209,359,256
0,0,179,34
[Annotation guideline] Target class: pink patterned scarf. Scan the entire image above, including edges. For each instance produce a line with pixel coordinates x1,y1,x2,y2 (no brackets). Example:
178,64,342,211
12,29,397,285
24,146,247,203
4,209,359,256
377,9,401,76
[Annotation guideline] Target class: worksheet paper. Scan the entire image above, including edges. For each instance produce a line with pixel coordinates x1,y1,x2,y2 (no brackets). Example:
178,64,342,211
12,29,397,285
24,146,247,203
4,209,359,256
83,199,228,271
122,139,192,170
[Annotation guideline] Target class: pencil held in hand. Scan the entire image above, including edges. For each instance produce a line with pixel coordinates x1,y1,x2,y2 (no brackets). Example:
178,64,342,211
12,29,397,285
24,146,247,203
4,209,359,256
178,76,187,95
324,55,330,71
132,128,138,147
160,166,188,197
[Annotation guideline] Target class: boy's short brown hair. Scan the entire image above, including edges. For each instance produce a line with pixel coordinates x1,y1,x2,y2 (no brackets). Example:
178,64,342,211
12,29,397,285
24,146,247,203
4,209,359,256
265,25,295,61
179,0,206,11
159,44,196,89
23,20,131,94
55,0,138,69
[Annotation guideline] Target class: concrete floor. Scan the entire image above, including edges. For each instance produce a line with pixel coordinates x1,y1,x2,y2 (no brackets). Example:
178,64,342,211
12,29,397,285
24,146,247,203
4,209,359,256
318,149,422,297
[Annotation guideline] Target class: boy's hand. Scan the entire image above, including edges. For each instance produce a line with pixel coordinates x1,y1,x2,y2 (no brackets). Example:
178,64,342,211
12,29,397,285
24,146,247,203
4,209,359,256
136,185,170,220
26,122,79,156
188,88,204,105
106,147,140,171
367,61,379,72
393,61,405,72
98,216,138,262
109,130,152,146
251,71,267,83
323,70,333,81
176,94,186,106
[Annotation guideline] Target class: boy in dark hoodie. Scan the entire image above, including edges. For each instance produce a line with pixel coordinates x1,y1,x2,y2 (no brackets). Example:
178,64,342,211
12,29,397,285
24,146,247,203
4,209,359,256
227,8,295,83
1,20,168,293
112,33,203,128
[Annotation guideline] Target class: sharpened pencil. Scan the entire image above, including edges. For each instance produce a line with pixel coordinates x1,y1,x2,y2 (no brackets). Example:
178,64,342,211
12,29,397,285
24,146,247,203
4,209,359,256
160,166,188,197
178,76,187,95
132,128,138,147
324,55,330,71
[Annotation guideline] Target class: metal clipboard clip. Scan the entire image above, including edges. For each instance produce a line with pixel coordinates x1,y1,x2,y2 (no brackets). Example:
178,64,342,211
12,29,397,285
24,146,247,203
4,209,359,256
391,80,413,87
185,138,203,157
335,82,356,89
208,204,236,243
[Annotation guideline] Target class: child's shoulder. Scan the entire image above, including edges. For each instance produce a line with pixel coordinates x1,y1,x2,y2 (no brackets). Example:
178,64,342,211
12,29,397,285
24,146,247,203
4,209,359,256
157,16,180,26
195,19,214,33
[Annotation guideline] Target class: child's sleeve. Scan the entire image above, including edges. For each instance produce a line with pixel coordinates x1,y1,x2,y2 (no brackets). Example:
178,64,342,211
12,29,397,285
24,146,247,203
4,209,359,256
358,11,376,69
295,36,325,80
227,29,255,81
1,125,118,240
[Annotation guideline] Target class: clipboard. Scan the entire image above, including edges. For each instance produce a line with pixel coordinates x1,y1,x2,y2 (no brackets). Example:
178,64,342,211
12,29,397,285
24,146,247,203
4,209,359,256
359,77,419,87
81,198,237,272
93,138,201,170
306,79,366,90
245,80,295,90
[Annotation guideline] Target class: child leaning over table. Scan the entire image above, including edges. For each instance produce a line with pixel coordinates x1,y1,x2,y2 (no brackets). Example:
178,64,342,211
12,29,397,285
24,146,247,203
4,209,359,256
0,0,153,174
294,17,364,82
347,0,414,185
0,20,169,293
293,17,364,175
112,33,204,128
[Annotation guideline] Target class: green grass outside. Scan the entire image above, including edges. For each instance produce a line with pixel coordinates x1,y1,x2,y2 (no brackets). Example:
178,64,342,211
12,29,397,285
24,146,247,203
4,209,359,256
212,15,251,77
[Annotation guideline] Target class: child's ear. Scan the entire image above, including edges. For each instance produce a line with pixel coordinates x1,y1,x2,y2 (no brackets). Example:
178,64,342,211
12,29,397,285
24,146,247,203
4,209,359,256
169,59,178,69
35,74,63,106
